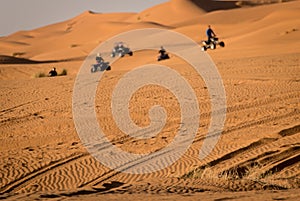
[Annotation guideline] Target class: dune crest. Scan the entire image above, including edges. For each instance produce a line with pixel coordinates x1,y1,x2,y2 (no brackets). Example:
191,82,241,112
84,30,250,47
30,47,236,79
0,0,297,60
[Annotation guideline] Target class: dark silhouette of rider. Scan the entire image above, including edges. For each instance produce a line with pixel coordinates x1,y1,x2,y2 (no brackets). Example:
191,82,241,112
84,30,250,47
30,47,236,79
158,46,169,61
49,67,57,77
206,25,216,44
159,46,166,56
95,53,104,64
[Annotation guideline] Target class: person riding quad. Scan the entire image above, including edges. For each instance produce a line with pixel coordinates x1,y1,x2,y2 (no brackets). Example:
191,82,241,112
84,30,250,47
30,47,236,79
95,53,104,64
206,25,216,44
201,25,225,51
49,67,57,77
159,46,166,55
157,46,170,61
111,42,133,57
91,53,111,72
157,46,169,61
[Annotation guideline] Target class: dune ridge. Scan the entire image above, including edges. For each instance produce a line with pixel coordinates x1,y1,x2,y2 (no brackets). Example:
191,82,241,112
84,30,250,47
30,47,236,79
0,0,299,60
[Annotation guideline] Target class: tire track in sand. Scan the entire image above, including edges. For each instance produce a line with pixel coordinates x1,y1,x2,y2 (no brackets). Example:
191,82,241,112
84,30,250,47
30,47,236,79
0,152,88,195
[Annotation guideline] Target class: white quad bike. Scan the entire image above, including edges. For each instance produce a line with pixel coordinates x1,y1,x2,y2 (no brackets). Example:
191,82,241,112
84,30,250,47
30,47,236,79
111,42,133,58
201,37,225,51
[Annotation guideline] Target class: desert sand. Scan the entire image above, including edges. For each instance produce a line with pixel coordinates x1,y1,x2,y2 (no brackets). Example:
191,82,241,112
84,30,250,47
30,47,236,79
0,0,300,200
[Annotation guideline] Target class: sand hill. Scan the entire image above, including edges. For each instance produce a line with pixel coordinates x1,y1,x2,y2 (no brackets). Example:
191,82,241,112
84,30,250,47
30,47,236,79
0,0,300,200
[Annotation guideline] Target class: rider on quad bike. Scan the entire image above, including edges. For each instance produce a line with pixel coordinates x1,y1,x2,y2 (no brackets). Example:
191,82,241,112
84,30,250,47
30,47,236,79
157,46,170,61
201,25,225,51
91,53,111,73
206,25,216,44
111,42,133,58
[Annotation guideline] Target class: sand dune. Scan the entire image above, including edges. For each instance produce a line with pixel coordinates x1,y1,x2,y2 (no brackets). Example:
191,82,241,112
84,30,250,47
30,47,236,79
0,55,40,64
0,0,300,200
0,0,299,60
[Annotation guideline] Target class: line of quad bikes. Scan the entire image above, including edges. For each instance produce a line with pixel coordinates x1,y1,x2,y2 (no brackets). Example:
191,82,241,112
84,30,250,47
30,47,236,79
91,37,225,73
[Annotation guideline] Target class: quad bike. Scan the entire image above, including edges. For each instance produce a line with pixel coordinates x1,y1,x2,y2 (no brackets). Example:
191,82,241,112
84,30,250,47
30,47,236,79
111,42,133,58
91,54,111,73
157,53,170,61
201,37,225,51
157,47,170,61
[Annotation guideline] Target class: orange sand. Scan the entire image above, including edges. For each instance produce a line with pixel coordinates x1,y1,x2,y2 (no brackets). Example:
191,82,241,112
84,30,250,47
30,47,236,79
0,0,299,200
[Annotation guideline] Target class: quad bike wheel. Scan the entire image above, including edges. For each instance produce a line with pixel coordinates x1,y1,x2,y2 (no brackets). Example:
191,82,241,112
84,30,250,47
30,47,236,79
210,43,216,50
219,41,225,47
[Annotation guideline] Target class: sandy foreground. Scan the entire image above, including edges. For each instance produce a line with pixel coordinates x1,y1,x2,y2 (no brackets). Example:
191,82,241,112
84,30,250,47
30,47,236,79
0,0,300,200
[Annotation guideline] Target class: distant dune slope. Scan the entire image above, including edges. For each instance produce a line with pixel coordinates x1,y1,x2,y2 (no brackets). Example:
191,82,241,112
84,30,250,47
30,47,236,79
0,0,299,60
